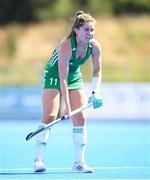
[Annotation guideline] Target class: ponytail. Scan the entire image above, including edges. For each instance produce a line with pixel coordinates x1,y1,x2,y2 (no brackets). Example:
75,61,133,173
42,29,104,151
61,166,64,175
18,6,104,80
74,10,84,17
67,10,96,39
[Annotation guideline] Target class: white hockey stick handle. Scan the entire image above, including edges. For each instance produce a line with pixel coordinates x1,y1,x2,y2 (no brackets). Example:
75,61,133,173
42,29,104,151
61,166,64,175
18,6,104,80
26,102,93,141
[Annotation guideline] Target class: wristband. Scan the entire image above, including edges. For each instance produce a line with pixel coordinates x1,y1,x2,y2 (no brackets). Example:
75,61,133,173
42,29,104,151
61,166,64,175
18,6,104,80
92,76,101,94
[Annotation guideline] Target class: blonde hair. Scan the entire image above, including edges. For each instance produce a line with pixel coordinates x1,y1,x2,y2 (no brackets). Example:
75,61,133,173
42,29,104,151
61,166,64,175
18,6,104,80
67,10,96,38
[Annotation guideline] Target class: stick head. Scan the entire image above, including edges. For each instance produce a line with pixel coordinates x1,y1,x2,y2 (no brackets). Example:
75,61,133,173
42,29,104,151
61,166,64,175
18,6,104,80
26,132,35,141
26,126,45,141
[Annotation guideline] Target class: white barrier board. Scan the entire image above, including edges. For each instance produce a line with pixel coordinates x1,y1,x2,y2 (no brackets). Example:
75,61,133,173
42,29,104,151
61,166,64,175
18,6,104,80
0,83,150,120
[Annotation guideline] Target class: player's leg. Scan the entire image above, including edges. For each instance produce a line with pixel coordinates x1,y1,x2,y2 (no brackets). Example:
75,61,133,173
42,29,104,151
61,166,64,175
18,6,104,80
69,89,93,173
34,88,60,172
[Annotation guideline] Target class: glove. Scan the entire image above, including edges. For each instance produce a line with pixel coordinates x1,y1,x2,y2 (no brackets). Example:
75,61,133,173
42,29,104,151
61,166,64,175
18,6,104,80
88,91,103,109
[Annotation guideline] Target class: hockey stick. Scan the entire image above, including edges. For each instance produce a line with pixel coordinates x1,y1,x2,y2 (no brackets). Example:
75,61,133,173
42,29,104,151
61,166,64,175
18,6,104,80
26,102,93,141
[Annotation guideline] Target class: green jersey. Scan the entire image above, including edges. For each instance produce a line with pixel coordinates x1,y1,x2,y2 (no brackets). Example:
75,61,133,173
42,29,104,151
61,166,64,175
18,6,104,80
42,35,93,90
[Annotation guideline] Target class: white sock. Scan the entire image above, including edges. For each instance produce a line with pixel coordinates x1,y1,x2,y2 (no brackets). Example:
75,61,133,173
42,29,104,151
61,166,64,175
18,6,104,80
72,126,87,163
35,124,50,161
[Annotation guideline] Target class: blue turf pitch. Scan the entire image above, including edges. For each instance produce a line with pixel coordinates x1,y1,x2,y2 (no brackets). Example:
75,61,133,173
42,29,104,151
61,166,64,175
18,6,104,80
0,119,150,179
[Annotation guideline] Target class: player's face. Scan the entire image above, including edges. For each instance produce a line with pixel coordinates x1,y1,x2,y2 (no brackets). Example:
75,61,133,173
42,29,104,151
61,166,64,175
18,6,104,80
75,21,95,43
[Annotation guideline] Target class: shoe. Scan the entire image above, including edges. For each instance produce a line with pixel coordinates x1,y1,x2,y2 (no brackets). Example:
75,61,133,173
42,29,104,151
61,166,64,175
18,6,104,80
72,161,94,173
34,159,46,172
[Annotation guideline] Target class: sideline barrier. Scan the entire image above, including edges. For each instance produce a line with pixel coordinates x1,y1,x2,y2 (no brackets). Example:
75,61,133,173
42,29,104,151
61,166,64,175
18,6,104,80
0,83,150,120
0,86,42,119
86,83,150,121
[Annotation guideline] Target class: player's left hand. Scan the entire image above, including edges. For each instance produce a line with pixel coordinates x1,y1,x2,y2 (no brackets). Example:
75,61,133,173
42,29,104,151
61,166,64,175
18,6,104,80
88,92,103,109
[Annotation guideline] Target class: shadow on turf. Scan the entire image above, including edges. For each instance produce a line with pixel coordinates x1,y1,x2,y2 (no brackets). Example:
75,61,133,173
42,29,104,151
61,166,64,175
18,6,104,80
0,171,70,175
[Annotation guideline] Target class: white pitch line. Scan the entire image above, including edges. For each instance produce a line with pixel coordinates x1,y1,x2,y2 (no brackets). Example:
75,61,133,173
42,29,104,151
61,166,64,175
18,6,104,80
0,177,150,180
0,166,150,171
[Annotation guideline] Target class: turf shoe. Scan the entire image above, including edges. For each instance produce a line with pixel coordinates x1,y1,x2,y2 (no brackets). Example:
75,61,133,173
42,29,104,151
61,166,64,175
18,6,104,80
72,161,94,173
34,159,46,172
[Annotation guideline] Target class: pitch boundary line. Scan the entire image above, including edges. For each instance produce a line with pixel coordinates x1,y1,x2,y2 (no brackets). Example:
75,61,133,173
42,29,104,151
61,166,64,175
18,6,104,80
0,178,150,180
0,166,150,171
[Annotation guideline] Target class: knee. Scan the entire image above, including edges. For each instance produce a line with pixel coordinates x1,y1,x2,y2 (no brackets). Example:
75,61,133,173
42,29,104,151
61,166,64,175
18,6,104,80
42,115,57,124
72,117,86,126
72,112,86,126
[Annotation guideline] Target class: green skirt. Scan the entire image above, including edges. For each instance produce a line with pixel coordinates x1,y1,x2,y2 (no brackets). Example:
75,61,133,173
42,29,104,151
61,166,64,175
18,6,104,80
42,68,84,90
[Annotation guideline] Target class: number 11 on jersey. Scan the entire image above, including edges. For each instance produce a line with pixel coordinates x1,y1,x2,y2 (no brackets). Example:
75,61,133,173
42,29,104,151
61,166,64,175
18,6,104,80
50,77,58,86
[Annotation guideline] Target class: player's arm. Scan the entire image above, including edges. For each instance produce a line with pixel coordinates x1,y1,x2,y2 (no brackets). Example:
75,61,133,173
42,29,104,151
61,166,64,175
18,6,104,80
92,39,102,88
57,39,72,116
88,39,103,108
